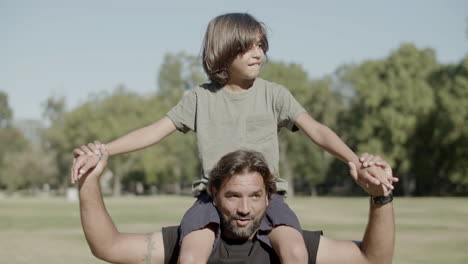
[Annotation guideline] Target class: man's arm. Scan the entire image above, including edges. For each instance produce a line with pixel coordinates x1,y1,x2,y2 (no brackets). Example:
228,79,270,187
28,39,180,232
295,112,395,189
78,146,165,264
315,161,395,264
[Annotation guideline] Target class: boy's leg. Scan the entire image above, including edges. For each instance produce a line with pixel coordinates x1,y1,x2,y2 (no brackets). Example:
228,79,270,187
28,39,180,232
178,224,216,264
269,225,308,264
260,193,308,264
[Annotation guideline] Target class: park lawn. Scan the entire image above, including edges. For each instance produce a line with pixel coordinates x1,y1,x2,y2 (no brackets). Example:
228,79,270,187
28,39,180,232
0,196,467,263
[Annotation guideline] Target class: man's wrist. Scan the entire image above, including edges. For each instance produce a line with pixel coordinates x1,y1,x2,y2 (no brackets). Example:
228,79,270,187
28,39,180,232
371,192,393,205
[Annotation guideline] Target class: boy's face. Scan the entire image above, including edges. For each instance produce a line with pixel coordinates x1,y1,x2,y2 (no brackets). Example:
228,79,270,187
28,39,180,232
228,40,265,83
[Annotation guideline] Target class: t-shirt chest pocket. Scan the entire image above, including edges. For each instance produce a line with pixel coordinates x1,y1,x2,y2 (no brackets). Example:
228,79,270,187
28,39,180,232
245,114,276,144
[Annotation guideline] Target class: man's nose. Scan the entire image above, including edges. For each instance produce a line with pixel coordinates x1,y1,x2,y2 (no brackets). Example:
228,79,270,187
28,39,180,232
237,198,251,215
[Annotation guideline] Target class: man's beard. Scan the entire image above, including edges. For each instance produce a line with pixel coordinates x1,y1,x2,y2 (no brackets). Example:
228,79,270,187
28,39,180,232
220,212,264,240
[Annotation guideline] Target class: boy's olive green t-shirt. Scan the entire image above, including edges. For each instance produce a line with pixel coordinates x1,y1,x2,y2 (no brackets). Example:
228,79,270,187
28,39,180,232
166,78,306,195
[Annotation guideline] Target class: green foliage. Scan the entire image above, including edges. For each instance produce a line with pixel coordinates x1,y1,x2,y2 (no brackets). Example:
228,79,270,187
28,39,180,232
1,147,58,193
410,57,468,194
336,44,439,194
44,87,158,193
0,91,13,127
0,92,31,189
0,127,30,189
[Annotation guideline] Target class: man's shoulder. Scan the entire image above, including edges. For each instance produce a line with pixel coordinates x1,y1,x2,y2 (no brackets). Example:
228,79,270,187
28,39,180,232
303,230,323,240
303,230,323,263
161,226,180,264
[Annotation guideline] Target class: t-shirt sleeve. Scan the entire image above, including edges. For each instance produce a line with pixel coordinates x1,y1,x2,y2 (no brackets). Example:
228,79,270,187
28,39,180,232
162,226,181,264
273,84,306,132
303,230,323,264
166,89,197,133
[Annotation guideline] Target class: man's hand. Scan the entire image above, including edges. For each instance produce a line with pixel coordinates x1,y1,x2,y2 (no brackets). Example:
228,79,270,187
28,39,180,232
353,153,399,193
76,144,108,185
71,141,104,184
348,157,393,197
359,153,398,184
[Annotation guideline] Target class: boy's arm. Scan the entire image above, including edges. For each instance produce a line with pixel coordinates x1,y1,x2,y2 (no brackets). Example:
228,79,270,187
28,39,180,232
294,112,393,189
316,161,394,264
74,116,176,156
106,116,177,156
71,116,177,183
78,146,165,263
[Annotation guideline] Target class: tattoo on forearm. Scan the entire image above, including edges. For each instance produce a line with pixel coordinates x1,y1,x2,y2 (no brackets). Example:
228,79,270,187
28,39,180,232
143,232,155,264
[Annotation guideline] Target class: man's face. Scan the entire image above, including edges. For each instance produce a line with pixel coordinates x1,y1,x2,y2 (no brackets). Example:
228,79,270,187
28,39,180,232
213,171,269,240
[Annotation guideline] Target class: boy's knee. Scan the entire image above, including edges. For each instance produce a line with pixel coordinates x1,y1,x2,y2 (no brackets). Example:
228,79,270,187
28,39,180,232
178,253,197,264
269,226,308,263
285,244,308,263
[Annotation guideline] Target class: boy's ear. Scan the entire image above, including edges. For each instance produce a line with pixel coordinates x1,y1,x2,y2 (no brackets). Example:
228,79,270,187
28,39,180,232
212,188,218,206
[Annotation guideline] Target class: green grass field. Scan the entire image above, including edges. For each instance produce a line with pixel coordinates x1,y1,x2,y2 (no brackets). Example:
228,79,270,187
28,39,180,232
1,196,467,263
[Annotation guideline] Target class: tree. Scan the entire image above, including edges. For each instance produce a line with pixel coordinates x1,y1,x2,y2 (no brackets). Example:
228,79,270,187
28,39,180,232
336,44,439,195
1,147,58,194
0,91,30,190
260,61,342,195
41,96,68,192
45,87,153,195
0,91,12,128
411,56,468,194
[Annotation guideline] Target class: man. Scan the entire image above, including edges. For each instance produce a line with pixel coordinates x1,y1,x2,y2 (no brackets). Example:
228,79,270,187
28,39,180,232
79,147,395,264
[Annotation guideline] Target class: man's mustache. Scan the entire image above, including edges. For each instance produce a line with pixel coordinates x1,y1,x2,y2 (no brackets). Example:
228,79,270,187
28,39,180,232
230,214,255,220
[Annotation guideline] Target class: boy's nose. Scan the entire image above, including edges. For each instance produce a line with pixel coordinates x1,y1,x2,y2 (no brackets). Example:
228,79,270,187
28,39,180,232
251,46,263,58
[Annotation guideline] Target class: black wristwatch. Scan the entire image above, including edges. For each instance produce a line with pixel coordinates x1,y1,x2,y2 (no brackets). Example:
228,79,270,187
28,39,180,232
371,192,393,205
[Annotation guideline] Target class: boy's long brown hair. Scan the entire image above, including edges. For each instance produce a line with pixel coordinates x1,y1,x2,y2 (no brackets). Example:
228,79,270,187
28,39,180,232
202,13,269,85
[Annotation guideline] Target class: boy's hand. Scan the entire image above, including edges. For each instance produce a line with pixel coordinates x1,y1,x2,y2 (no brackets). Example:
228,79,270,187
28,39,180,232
358,153,399,190
71,141,104,184
73,140,103,158
348,161,392,197
77,144,109,185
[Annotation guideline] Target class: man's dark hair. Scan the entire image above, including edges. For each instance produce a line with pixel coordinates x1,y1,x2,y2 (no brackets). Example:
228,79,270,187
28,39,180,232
208,150,276,198
202,13,269,85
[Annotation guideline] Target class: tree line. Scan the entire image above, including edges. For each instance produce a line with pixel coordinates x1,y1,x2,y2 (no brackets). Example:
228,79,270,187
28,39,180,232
1,44,467,196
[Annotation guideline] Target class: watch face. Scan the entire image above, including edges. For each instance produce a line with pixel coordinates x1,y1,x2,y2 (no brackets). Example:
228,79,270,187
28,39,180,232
373,193,393,205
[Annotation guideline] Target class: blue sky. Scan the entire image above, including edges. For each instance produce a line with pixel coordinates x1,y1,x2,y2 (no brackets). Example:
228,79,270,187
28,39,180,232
1,0,467,121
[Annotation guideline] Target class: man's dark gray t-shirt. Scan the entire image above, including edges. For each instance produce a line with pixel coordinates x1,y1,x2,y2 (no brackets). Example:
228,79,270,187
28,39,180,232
162,226,322,263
